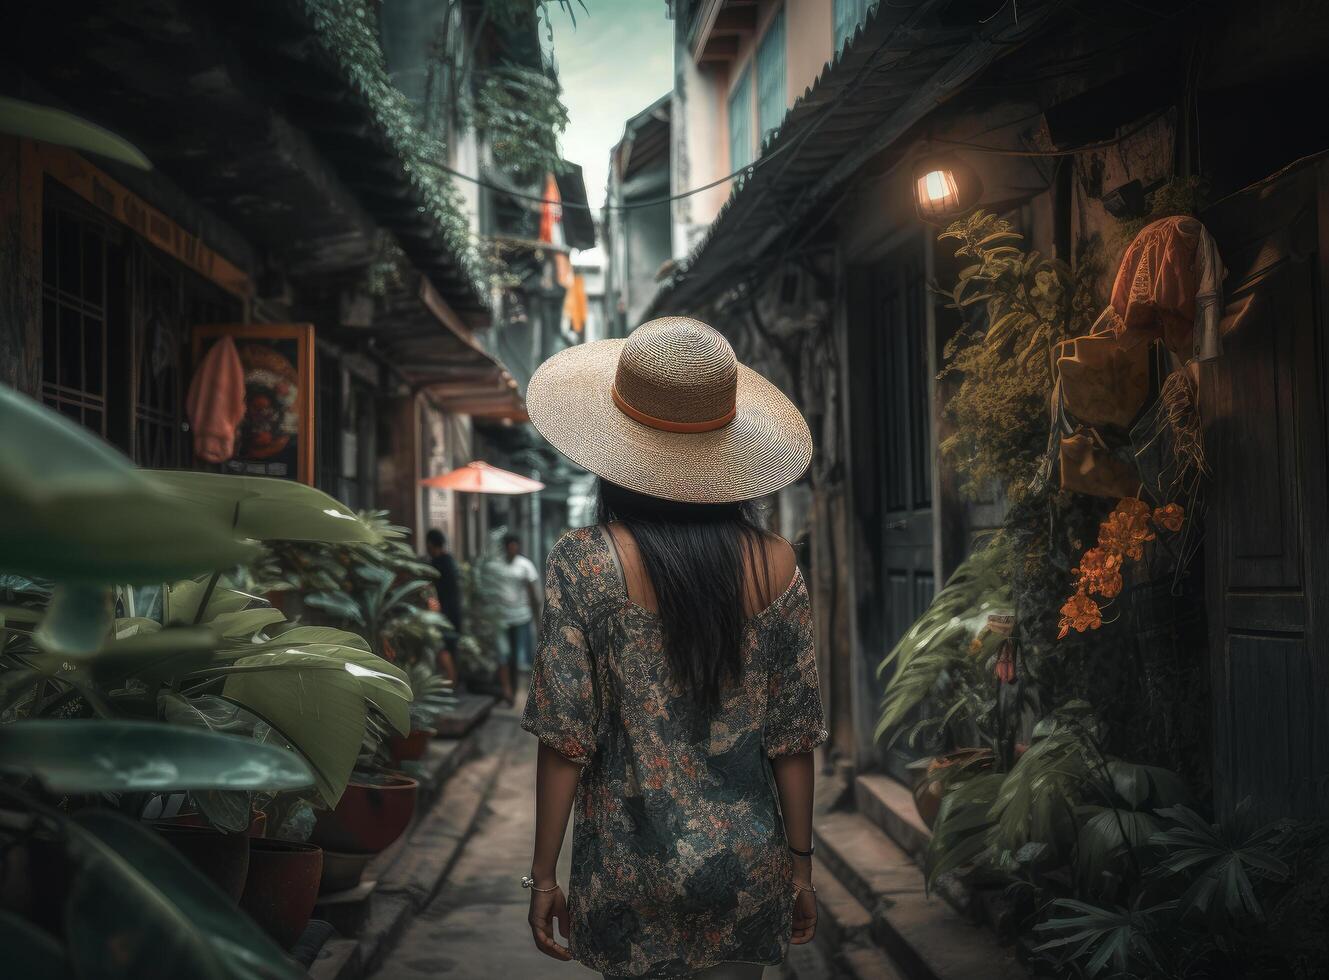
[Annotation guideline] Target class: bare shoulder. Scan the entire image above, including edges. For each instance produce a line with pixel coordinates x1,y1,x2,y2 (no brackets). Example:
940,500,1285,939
752,532,799,607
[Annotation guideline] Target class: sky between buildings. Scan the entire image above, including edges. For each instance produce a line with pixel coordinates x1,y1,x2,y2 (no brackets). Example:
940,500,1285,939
547,0,674,261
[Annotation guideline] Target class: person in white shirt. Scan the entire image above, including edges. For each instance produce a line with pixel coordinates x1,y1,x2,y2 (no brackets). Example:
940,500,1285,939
498,533,541,705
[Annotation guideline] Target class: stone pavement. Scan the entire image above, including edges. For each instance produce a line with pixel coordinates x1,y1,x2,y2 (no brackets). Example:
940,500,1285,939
369,701,590,980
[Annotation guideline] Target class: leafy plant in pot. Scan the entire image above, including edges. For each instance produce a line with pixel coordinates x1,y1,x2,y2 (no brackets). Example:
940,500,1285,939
876,538,1025,827
0,415,416,951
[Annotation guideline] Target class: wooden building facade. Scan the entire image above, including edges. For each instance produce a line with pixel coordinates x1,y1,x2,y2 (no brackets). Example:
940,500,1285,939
651,0,1329,819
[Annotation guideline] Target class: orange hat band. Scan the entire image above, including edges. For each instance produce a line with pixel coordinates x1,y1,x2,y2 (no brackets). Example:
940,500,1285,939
611,385,736,434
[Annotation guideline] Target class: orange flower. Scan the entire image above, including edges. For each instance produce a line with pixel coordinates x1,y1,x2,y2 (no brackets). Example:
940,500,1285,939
1057,592,1102,639
1073,546,1125,598
1153,502,1185,532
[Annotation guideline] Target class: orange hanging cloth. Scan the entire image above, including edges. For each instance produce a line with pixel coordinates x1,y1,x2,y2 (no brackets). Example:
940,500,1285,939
538,172,574,288
1108,214,1225,362
186,335,246,463
563,273,588,334
538,172,562,244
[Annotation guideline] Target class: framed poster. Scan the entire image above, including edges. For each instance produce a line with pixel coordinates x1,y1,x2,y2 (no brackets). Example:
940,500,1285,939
191,323,315,484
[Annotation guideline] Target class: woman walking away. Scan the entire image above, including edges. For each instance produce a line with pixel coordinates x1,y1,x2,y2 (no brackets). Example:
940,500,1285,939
519,316,826,979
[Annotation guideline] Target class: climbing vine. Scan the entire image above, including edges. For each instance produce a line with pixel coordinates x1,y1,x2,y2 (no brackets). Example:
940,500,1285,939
300,0,487,295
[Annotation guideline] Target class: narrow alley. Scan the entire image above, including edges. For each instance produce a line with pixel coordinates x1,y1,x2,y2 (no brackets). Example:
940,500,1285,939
369,703,580,980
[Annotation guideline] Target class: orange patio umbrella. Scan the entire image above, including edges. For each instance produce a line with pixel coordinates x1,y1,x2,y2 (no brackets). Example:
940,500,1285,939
419,460,545,494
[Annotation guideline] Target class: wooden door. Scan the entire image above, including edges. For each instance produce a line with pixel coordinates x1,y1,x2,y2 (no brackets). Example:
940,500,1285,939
1202,159,1329,821
847,235,936,777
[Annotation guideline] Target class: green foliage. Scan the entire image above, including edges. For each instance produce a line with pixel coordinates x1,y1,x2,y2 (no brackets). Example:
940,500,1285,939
0,720,314,794
1152,801,1291,927
300,0,485,295
874,537,1013,747
1115,175,1210,246
937,211,1098,502
1033,897,1175,978
474,62,569,179
0,95,151,169
0,386,258,591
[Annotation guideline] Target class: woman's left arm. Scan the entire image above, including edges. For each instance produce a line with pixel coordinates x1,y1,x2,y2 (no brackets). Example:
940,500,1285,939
521,536,597,961
528,742,581,960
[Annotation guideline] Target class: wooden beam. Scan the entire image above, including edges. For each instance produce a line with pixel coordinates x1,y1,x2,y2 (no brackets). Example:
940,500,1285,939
699,35,739,63
713,7,757,32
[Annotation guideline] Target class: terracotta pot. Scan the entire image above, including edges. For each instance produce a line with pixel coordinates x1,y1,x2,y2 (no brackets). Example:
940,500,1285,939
318,850,375,895
910,748,994,830
239,839,323,949
388,730,431,764
312,774,418,854
153,825,251,903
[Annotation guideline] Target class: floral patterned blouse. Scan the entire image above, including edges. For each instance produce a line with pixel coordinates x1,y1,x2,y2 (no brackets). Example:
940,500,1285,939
521,526,827,978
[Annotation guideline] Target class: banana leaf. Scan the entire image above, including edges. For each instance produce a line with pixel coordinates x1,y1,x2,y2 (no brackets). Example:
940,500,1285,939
68,810,302,979
0,386,257,584
144,471,380,544
0,720,315,793
0,96,151,169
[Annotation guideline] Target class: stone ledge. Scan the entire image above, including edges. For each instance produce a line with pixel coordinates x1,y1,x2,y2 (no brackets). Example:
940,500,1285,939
813,810,1023,980
854,773,930,861
304,717,508,979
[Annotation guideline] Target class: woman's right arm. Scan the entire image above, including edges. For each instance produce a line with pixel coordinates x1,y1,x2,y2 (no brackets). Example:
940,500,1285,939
773,751,818,944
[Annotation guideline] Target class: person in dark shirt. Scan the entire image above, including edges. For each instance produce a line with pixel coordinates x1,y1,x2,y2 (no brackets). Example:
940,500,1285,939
425,529,463,684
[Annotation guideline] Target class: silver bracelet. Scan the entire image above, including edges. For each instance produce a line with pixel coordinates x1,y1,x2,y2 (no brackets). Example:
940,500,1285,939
521,875,559,893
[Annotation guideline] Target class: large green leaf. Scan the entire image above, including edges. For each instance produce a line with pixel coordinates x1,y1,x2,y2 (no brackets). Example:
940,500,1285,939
0,96,151,169
0,911,70,978
209,637,412,736
220,652,368,806
165,581,259,627
988,723,1089,859
69,810,302,979
145,471,380,544
267,624,372,653
32,583,114,657
0,720,315,793
925,771,1004,888
0,386,257,583
875,537,1012,739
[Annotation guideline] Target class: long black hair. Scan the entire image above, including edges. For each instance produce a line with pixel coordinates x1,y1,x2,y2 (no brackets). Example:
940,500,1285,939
596,479,770,714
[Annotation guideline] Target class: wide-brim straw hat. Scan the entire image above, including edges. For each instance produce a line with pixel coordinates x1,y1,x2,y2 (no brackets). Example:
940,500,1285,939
526,316,813,503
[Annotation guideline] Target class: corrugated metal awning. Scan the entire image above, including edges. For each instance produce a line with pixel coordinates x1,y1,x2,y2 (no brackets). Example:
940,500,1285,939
648,0,1061,315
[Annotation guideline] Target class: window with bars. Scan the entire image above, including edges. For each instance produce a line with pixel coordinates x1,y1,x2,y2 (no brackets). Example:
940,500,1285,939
41,187,117,440
728,66,754,174
756,9,787,144
41,181,241,467
833,0,876,51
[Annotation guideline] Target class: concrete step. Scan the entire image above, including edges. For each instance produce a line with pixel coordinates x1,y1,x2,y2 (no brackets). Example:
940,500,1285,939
853,773,976,919
854,773,930,861
784,940,836,980
813,810,1022,980
812,855,872,951
840,944,908,980
430,692,496,738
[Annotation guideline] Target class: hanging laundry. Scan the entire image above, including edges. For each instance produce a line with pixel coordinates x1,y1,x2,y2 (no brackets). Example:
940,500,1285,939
185,334,246,463
538,172,575,289
1108,214,1226,363
563,273,588,334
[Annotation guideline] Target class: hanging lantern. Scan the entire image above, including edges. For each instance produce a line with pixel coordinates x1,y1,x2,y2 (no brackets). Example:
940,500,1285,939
912,153,982,221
